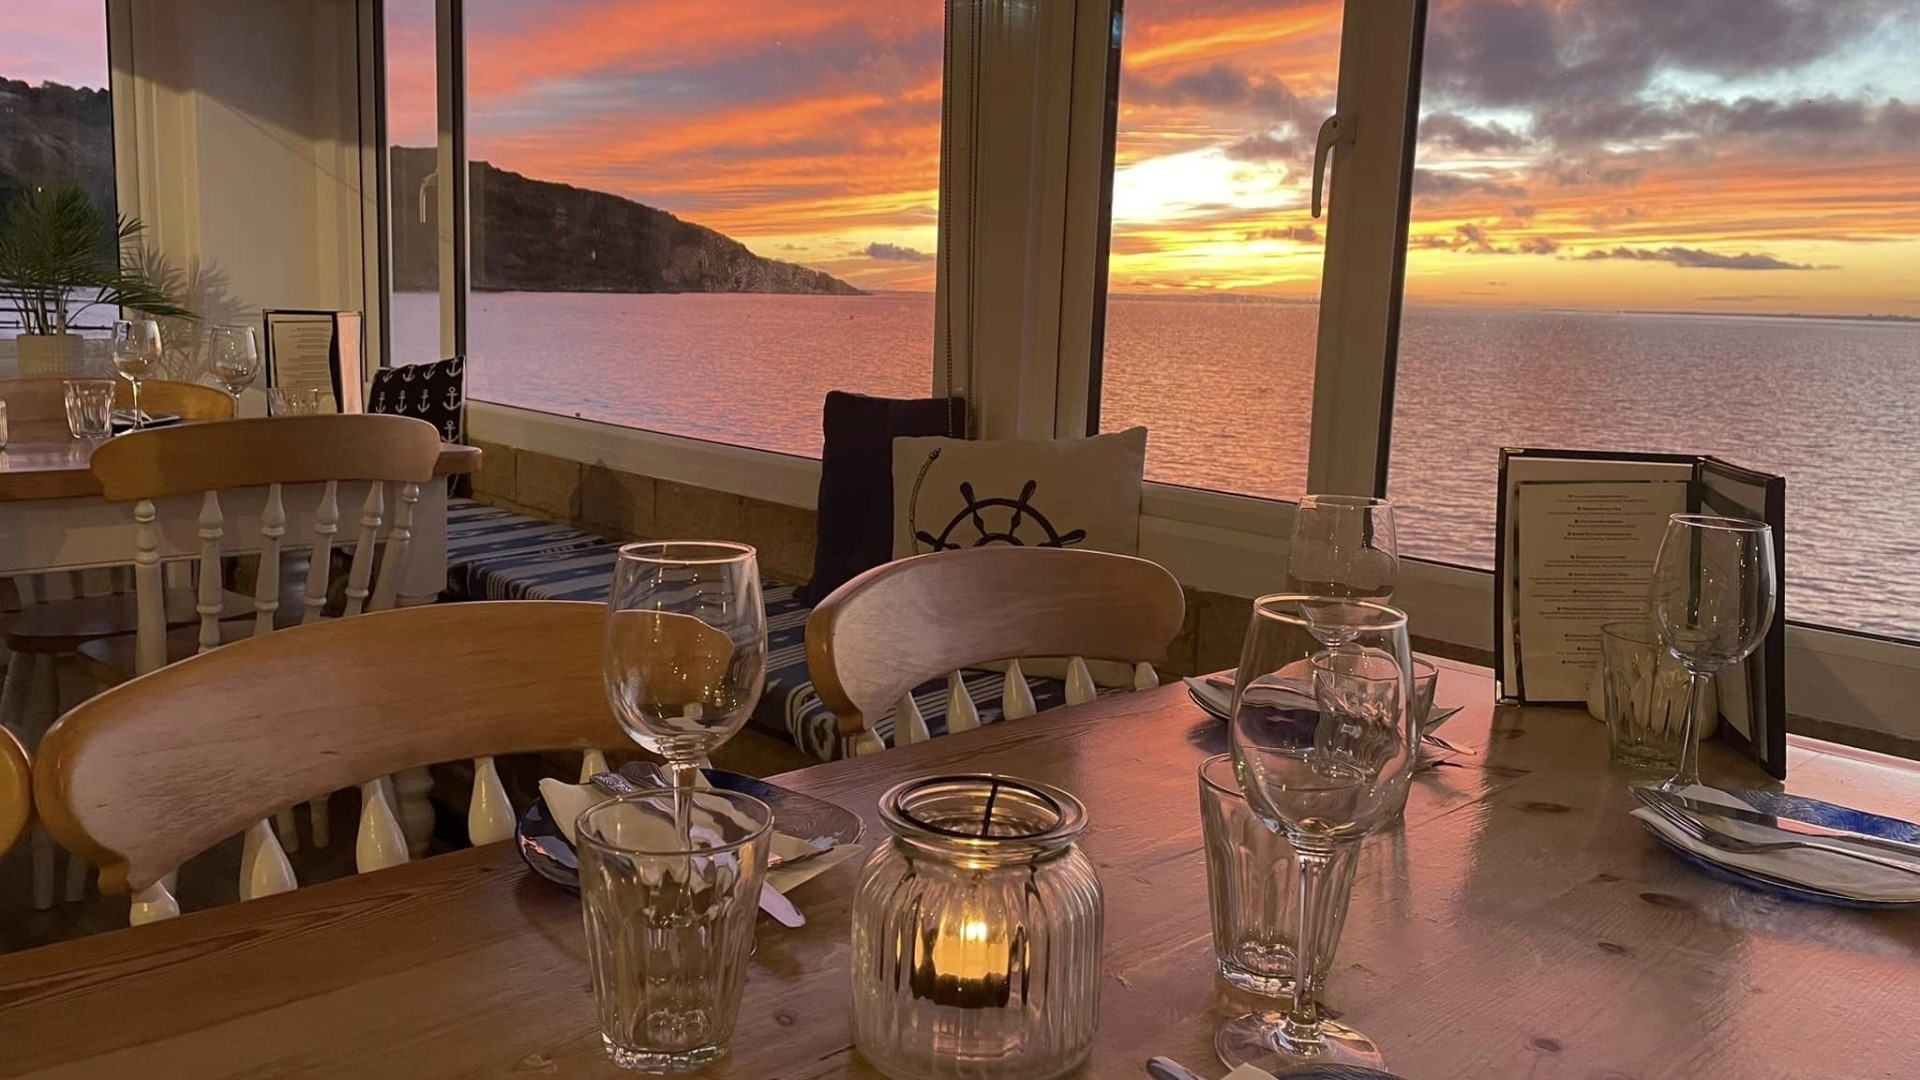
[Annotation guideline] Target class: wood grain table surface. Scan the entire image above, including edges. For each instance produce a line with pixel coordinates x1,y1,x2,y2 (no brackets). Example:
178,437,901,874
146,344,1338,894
0,658,1914,1079
0,422,479,501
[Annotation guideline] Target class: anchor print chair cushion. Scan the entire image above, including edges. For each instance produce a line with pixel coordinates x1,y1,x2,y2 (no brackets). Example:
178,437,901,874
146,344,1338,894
890,426,1148,559
369,356,465,443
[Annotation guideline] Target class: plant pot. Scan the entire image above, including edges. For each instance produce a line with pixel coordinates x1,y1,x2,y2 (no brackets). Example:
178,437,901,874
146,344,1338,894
15,332,86,377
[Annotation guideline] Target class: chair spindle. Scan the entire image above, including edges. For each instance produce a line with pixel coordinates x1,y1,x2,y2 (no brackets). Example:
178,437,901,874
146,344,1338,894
579,749,610,782
303,481,340,625
195,491,225,655
129,879,180,925
239,819,297,900
342,483,386,617
132,499,166,676
945,672,979,734
468,756,515,845
355,780,409,873
1002,658,1037,720
370,481,419,612
1065,656,1097,707
253,483,285,637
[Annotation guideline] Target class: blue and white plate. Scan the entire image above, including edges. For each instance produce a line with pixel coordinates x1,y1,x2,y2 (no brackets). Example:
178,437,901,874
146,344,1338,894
514,769,865,892
1641,825,1915,909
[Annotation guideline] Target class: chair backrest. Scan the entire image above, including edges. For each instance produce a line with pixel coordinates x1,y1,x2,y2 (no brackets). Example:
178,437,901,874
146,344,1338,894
0,377,234,422
89,413,444,674
0,727,29,856
806,546,1185,751
34,601,625,896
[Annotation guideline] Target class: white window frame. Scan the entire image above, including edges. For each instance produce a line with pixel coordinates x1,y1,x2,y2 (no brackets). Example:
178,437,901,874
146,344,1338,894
377,0,1920,746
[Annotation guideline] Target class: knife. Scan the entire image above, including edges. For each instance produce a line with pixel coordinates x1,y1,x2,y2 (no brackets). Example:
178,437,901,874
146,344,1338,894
1639,788,1920,860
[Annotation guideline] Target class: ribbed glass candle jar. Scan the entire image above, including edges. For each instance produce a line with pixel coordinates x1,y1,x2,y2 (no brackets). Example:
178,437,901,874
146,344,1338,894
850,775,1104,1080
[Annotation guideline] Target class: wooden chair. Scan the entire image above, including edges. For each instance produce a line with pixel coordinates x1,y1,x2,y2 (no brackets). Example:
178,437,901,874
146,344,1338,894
0,726,29,857
0,376,235,423
34,602,624,922
806,546,1186,753
0,378,236,907
74,413,443,682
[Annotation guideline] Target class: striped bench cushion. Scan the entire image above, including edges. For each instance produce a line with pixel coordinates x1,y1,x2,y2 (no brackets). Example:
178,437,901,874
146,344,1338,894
442,500,1074,762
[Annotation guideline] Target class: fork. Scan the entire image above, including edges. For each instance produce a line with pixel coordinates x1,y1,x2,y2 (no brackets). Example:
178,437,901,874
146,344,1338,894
1640,794,1920,877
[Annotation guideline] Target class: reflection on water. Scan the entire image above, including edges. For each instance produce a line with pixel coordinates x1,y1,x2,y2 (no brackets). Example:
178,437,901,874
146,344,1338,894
391,291,1920,639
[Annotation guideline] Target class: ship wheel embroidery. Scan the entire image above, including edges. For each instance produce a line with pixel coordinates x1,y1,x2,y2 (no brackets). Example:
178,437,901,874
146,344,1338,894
915,480,1088,551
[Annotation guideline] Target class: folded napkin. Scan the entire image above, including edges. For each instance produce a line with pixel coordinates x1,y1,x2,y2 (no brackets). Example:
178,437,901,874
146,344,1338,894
537,778,864,894
1633,785,1920,904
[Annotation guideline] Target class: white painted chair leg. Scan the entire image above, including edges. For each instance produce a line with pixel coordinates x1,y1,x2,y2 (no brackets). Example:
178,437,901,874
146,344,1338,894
1065,656,1098,707
392,767,436,858
308,794,332,847
1002,658,1038,720
0,650,32,734
129,878,180,925
239,819,298,900
943,675,977,735
63,852,88,903
273,806,301,853
30,828,56,910
468,756,515,845
356,780,410,873
897,693,930,744
1133,661,1160,691
579,749,610,782
852,726,887,756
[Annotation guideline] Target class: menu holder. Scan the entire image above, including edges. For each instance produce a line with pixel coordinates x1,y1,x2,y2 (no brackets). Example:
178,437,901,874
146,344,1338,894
1495,448,1786,779
262,310,365,414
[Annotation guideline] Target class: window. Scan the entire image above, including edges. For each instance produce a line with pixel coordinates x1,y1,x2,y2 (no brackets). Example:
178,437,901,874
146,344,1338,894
1386,0,1920,642
1095,0,1343,500
456,1,943,457
0,0,115,354
384,0,444,365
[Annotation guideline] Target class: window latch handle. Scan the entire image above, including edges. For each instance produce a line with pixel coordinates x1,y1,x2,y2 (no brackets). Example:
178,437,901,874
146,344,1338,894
1310,112,1356,219
418,172,439,224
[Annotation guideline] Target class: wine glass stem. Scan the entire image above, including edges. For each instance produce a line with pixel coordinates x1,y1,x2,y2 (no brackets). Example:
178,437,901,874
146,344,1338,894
665,756,702,845
1668,668,1714,790
129,379,143,430
1279,838,1344,1052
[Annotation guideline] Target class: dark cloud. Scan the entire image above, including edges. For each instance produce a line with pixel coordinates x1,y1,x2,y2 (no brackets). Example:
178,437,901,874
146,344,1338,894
1509,204,1536,221
1127,63,1305,117
1539,158,1645,188
1415,221,1563,256
1455,222,1497,253
1108,234,1166,256
1532,94,1920,155
1244,224,1322,244
861,242,930,262
1515,236,1561,255
1417,112,1528,153
1412,168,1528,204
1423,0,1901,114
1576,246,1823,270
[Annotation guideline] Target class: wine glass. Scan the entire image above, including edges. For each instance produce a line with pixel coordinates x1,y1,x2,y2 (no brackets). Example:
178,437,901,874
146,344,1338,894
1286,495,1398,643
1646,514,1776,791
207,325,261,408
1222,594,1414,1073
109,318,164,430
603,541,767,792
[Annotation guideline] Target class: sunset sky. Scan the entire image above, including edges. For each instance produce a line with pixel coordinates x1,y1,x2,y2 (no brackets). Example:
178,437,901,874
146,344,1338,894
12,0,1920,314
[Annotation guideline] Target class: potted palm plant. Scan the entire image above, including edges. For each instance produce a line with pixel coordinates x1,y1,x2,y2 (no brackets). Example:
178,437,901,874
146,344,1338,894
0,184,194,376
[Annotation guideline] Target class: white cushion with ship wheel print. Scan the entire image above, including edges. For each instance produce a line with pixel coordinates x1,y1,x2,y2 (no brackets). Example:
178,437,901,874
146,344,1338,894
890,427,1148,558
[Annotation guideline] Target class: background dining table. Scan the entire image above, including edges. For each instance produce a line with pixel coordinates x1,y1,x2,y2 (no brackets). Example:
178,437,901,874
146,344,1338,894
0,419,479,607
0,657,1914,1079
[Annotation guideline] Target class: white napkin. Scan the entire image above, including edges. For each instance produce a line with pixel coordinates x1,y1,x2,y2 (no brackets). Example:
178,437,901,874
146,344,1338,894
1223,1066,1279,1080
1633,785,1920,904
536,778,864,894
1184,673,1315,717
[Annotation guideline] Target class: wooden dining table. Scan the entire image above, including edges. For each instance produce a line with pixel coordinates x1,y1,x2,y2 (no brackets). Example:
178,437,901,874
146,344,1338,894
0,419,479,606
0,657,1914,1079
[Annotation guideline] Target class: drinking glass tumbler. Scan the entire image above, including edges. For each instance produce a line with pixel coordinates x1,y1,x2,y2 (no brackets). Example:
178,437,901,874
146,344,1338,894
1199,754,1355,1000
267,387,324,415
576,789,773,1073
1601,620,1702,771
63,380,115,438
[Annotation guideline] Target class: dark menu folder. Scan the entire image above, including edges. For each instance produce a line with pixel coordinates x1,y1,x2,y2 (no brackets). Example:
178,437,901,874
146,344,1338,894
1495,448,1786,779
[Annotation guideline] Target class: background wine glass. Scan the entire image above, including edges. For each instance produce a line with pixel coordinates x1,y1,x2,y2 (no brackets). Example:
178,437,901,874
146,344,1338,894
1286,495,1399,643
207,325,260,408
603,541,767,791
1646,514,1776,790
109,318,163,430
1222,595,1414,1072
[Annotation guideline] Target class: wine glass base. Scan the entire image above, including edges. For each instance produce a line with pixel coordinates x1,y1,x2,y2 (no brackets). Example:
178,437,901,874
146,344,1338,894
1215,1011,1387,1073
